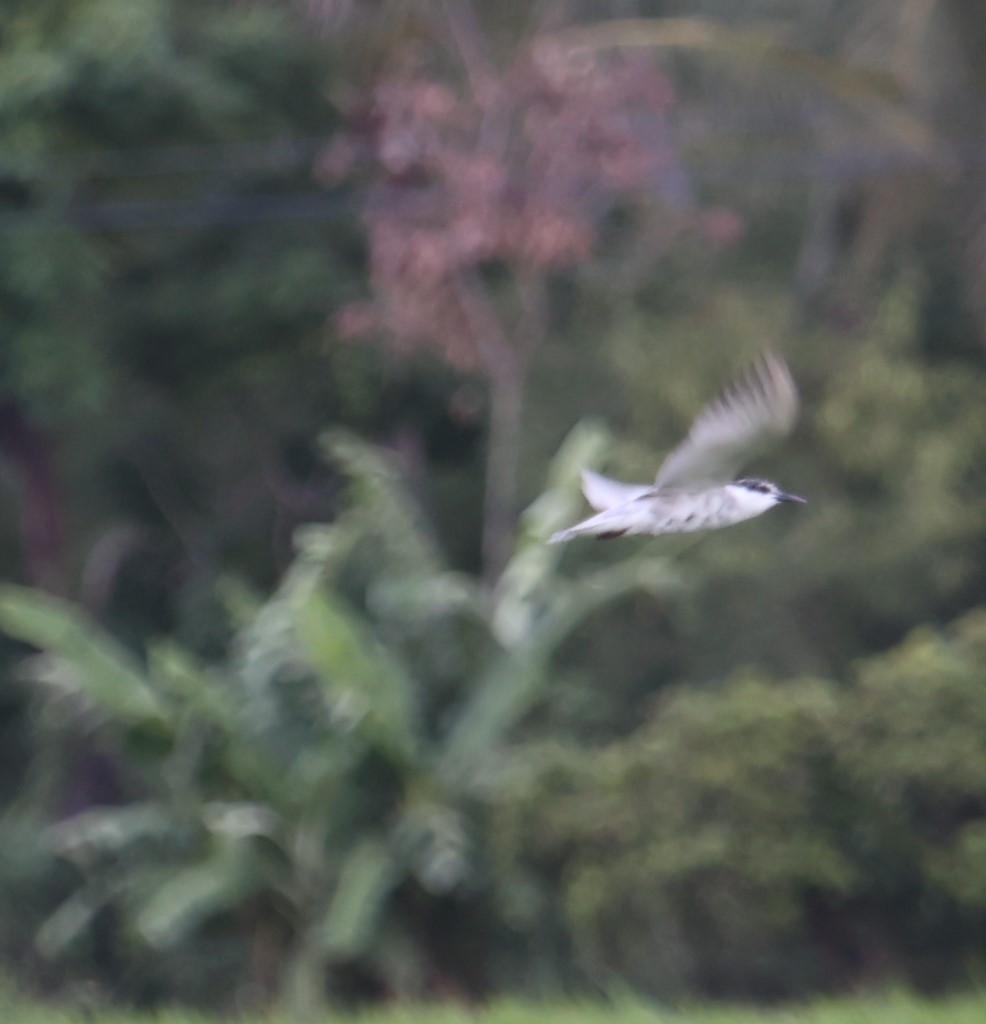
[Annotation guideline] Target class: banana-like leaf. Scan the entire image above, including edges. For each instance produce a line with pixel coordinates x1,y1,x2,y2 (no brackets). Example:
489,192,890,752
442,568,679,785
293,520,364,578
37,882,114,957
0,586,166,724
134,834,269,949
46,803,176,861
439,649,547,786
215,572,266,631
516,418,612,543
314,838,399,959
322,430,443,580
201,801,281,840
294,589,420,763
367,572,488,628
149,642,236,727
494,420,610,647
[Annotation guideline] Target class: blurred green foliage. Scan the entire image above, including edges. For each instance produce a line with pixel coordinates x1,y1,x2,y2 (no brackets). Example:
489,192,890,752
500,609,986,998
0,0,340,415
0,0,361,620
0,429,675,1010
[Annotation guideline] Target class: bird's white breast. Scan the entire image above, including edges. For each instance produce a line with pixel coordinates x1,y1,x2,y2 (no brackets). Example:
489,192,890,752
640,486,773,534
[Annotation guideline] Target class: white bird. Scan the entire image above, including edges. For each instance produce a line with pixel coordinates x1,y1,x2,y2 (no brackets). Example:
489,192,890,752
548,353,805,544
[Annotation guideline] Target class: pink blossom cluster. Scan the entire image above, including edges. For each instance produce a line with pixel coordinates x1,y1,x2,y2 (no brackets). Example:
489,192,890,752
322,44,689,371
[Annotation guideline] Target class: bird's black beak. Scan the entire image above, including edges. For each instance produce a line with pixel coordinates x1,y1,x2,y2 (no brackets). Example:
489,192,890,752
778,492,807,504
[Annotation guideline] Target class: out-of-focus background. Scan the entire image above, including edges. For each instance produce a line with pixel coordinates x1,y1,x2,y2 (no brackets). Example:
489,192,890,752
1,0,986,1018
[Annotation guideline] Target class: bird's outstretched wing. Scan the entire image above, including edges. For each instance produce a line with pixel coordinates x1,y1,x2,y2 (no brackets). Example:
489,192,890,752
653,353,799,490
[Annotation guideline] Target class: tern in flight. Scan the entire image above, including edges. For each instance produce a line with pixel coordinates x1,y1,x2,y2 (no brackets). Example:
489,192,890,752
548,353,805,544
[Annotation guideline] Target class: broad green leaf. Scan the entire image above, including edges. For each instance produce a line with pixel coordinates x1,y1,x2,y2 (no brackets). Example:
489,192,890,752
0,586,166,724
46,803,175,861
439,650,546,785
294,589,419,762
322,430,443,579
134,835,269,949
148,641,236,727
315,839,399,959
444,561,678,782
292,520,364,580
215,572,265,631
494,420,610,646
367,572,488,627
36,883,113,957
201,801,281,840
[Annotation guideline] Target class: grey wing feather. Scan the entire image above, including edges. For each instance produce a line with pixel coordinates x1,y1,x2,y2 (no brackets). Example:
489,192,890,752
653,353,799,489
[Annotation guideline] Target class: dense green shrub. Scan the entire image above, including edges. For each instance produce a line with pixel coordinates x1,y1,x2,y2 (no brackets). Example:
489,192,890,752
500,611,986,998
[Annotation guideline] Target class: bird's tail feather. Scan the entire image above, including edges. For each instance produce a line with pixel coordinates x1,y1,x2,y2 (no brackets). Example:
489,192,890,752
548,507,636,544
